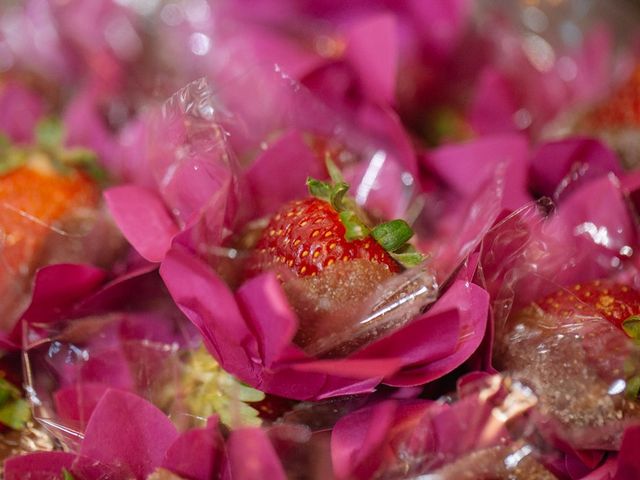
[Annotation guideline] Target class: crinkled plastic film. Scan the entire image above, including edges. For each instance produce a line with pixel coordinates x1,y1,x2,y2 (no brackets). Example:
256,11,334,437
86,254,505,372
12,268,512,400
478,174,640,454
151,73,452,357
18,268,269,454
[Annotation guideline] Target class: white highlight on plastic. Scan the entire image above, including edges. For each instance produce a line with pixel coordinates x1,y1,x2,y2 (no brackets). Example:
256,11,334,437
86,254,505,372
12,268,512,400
504,444,533,469
355,150,386,205
522,34,555,72
574,222,611,247
608,379,627,396
189,32,211,56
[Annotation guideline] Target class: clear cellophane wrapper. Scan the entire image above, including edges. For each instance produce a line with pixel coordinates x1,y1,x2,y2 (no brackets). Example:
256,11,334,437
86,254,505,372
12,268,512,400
116,68,504,404
477,173,640,466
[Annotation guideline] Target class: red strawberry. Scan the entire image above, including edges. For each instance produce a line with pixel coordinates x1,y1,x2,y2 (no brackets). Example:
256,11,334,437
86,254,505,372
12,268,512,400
245,161,423,352
582,65,640,130
537,279,640,336
0,120,104,326
576,65,640,169
246,197,401,278
246,161,421,280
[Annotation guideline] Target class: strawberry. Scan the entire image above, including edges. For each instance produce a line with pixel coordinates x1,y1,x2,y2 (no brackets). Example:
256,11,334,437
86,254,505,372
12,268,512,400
246,160,422,279
581,65,640,130
246,197,401,278
0,120,103,322
536,279,640,336
0,163,98,276
576,65,640,169
245,160,424,351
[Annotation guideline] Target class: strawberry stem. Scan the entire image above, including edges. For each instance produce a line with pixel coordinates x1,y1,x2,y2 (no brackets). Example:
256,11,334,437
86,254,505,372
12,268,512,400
325,154,345,184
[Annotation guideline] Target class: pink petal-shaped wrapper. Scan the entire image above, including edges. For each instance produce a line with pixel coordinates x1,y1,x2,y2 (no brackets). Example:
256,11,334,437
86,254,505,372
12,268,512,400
79,389,179,479
404,0,470,58
162,417,224,480
614,426,640,480
0,81,45,143
226,428,287,480
235,273,299,369
530,137,622,200
54,382,109,427
331,401,398,480
343,13,398,105
163,242,489,398
468,68,520,136
423,133,530,210
352,308,460,367
244,129,325,217
383,280,489,386
4,452,75,480
21,264,107,325
63,88,119,168
159,247,260,381
105,185,178,262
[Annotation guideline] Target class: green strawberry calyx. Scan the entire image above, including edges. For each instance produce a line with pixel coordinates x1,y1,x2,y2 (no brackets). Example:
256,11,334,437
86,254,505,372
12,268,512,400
306,157,425,268
0,118,107,184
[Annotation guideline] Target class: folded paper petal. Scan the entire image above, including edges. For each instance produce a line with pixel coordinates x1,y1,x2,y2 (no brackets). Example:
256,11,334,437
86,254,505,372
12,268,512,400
79,389,179,479
244,129,325,217
530,137,622,200
423,133,530,210
105,186,178,262
4,452,75,480
162,417,224,480
332,401,398,480
0,81,45,143
226,428,287,480
383,281,489,386
344,13,398,105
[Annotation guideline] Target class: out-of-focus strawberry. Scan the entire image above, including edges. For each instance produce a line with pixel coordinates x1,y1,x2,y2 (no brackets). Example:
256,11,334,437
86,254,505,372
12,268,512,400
537,279,640,336
582,66,640,131
577,65,640,169
0,120,103,322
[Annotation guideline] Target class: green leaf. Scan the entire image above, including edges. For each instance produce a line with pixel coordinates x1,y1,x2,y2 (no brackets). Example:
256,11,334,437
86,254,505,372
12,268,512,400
0,133,10,152
626,375,640,399
0,377,21,401
61,148,107,184
0,149,28,175
623,316,640,343
339,210,370,241
371,219,414,252
35,118,65,150
307,178,332,201
0,397,31,430
390,244,426,268
62,468,75,480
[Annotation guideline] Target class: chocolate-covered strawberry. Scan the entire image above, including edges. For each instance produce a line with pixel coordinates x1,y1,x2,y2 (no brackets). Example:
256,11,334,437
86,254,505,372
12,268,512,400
494,280,640,450
246,161,424,353
537,279,640,335
0,121,121,328
576,64,640,169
